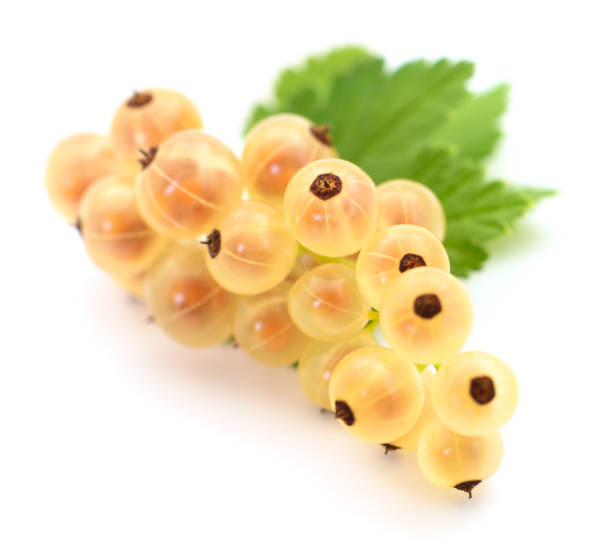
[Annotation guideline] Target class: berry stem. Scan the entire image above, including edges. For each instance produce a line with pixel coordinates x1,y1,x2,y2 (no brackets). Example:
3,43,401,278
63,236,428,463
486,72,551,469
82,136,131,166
415,363,443,373
297,245,356,268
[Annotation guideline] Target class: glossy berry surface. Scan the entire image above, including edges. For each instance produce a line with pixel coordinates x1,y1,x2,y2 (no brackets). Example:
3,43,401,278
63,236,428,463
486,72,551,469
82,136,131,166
380,267,473,364
329,346,424,443
79,175,166,277
297,331,378,410
285,251,322,283
144,243,238,347
45,134,117,222
288,263,370,341
135,130,243,239
233,282,310,367
356,224,450,310
242,114,337,208
114,270,147,300
417,417,504,498
432,351,519,436
204,200,297,295
388,367,436,450
284,158,378,257
110,89,202,170
377,179,446,240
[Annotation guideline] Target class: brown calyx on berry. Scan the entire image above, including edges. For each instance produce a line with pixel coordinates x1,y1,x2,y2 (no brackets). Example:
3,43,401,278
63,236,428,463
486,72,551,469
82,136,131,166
399,253,426,273
414,293,442,319
310,125,333,146
454,480,482,499
73,217,83,236
202,229,221,259
127,90,153,108
334,400,354,426
310,173,342,200
470,376,496,404
382,443,400,455
138,147,158,170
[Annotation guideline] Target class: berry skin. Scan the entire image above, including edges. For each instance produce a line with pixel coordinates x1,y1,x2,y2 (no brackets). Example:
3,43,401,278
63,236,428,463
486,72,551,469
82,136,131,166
431,351,519,437
114,270,147,300
356,224,450,310
328,347,424,443
377,179,445,240
380,267,473,364
233,282,310,367
288,263,370,341
135,130,243,239
144,243,238,348
203,200,297,295
78,175,166,277
45,134,118,222
417,417,504,498
283,158,378,257
285,251,322,283
387,368,436,451
297,331,378,410
242,114,337,208
110,89,202,170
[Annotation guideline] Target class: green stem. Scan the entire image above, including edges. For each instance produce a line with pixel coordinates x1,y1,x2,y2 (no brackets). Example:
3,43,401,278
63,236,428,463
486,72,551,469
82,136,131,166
297,244,356,268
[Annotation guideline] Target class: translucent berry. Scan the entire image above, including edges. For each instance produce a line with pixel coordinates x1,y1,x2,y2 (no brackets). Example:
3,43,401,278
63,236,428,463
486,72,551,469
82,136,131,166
356,225,450,310
417,417,504,498
78,175,166,277
285,251,322,283
288,263,370,341
377,179,445,240
284,159,378,257
432,351,519,437
203,200,297,295
110,89,202,170
297,331,378,410
45,134,118,222
387,368,436,451
242,114,337,208
144,243,238,347
135,130,243,239
329,347,424,443
233,282,310,367
380,267,473,364
114,270,147,300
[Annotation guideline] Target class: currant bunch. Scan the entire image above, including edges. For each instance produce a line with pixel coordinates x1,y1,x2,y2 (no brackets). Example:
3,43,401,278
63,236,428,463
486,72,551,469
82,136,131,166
45,88,519,499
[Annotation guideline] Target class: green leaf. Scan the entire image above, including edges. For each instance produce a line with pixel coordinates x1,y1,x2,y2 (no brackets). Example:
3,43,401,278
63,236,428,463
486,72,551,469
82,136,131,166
432,84,509,160
323,59,474,182
275,46,374,108
399,146,544,276
244,46,375,132
243,47,555,276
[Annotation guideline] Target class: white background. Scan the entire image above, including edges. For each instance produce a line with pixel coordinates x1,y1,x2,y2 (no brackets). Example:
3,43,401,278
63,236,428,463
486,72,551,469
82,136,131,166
1,1,611,546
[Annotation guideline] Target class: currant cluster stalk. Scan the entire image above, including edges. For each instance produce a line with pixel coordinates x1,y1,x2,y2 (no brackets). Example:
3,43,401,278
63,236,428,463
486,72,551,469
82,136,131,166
45,89,519,499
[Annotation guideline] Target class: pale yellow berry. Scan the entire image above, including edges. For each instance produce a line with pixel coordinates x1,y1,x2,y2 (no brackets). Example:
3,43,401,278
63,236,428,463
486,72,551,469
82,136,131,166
288,263,370,341
329,347,424,443
79,175,166,277
284,159,378,257
135,130,243,239
387,368,436,450
377,179,445,240
242,114,337,208
356,225,450,310
417,417,504,498
204,200,297,296
380,267,473,364
233,282,310,367
432,351,519,436
297,331,378,410
45,134,118,222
